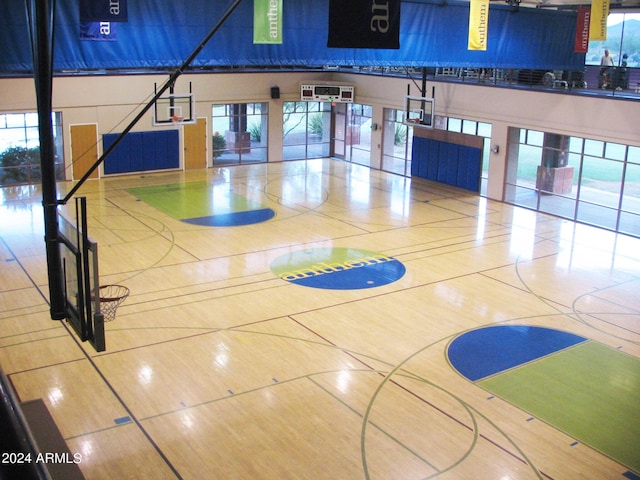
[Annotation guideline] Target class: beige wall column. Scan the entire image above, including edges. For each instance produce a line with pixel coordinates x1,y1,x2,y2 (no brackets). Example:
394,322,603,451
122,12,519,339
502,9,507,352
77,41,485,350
268,96,284,162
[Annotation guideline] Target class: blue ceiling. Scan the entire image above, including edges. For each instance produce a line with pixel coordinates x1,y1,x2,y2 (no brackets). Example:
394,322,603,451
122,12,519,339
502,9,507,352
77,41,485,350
0,0,584,74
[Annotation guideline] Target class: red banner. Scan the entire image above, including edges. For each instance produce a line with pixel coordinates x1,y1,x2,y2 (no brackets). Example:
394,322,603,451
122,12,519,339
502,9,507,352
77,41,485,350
574,6,590,53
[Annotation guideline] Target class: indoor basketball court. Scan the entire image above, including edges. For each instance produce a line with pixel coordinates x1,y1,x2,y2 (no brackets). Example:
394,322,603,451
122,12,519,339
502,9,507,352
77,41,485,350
1,0,639,478
1,159,639,479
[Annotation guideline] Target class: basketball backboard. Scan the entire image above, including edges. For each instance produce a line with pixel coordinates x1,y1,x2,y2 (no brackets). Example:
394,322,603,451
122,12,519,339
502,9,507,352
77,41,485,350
153,93,196,126
58,197,104,352
403,95,434,129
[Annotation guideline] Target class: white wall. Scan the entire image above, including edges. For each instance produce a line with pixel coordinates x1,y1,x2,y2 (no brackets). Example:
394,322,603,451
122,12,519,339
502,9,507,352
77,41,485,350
1,71,639,201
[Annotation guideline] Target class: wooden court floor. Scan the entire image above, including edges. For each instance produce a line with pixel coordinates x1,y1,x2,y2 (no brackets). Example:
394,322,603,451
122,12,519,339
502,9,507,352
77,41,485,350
1,158,639,479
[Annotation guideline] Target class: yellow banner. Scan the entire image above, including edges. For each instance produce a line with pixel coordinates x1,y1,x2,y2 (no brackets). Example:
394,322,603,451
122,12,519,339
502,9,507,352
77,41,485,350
468,0,489,51
589,0,610,41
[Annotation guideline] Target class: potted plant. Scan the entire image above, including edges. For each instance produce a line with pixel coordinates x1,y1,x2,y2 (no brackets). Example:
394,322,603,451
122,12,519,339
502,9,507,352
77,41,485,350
213,131,226,159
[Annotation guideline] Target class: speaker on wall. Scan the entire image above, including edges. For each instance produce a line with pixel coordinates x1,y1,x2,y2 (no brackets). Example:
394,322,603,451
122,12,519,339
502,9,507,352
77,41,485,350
270,86,280,99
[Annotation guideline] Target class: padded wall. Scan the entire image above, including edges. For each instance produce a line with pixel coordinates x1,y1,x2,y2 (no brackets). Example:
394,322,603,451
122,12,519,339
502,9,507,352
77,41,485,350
411,136,482,192
103,130,179,175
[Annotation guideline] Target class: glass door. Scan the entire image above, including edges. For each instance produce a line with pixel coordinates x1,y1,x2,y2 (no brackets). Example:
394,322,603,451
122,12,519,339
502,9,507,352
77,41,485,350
332,103,347,160
331,103,372,166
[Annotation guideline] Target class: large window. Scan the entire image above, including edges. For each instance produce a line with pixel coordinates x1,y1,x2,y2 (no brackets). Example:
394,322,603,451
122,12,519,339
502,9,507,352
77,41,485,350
504,128,640,237
0,112,64,186
282,102,331,160
586,13,640,68
211,103,268,165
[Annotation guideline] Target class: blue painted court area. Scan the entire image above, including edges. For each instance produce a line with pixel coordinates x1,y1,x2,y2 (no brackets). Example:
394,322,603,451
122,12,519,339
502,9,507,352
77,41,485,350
182,208,275,226
447,325,586,381
448,325,640,475
127,182,276,227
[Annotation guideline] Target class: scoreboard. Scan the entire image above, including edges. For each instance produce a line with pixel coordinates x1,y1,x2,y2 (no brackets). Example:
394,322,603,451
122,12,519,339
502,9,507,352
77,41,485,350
300,84,354,103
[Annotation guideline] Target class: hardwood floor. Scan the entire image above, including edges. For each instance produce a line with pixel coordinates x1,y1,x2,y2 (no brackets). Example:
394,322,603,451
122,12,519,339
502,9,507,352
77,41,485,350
1,159,638,479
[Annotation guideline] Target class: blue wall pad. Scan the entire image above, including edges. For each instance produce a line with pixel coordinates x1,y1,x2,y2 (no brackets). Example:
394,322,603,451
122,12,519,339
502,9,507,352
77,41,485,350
411,136,482,192
103,131,179,174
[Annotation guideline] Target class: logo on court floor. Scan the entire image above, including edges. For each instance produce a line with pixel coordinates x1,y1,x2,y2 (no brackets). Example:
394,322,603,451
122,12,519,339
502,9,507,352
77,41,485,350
270,247,405,290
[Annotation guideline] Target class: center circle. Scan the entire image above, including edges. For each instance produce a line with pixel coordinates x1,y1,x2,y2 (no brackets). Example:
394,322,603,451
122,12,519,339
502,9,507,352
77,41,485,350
270,247,406,290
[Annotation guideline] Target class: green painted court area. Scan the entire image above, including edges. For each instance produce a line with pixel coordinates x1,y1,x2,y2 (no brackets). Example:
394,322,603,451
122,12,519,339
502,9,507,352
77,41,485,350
479,341,640,473
127,182,257,219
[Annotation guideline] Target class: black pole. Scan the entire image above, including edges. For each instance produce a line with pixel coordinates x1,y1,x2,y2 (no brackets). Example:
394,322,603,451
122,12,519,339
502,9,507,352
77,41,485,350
26,0,65,320
61,0,243,204
420,68,428,118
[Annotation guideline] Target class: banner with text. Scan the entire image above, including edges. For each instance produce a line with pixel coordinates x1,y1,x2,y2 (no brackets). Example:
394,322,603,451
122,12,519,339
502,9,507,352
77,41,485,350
327,0,400,49
80,0,128,23
589,0,609,41
80,22,118,42
468,0,489,51
254,0,283,44
574,7,590,53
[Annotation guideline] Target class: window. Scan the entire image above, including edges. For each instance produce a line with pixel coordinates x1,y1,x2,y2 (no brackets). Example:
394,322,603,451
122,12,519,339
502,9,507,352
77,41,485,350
505,127,640,237
282,102,331,161
0,112,64,186
211,103,268,165
586,13,640,68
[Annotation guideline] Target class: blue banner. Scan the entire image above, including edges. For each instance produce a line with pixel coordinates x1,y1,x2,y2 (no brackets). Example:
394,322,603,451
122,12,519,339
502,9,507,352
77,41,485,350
0,0,585,72
80,0,128,23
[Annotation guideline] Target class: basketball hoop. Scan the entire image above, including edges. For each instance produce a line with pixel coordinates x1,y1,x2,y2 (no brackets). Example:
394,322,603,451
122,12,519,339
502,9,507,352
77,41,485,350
98,284,130,322
171,115,185,124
